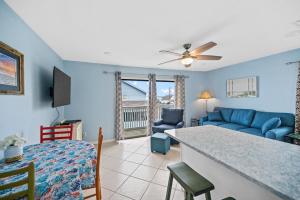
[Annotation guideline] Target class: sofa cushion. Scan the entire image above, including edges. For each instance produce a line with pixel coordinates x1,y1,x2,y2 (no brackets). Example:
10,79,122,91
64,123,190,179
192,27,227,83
265,127,294,141
162,108,184,125
207,111,223,121
203,121,227,126
230,109,256,126
215,107,233,122
251,111,295,129
152,124,176,133
261,118,281,134
239,128,264,137
219,123,247,131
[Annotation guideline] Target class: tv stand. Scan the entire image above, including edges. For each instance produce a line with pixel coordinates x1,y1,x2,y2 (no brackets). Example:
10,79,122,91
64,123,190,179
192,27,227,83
55,120,83,140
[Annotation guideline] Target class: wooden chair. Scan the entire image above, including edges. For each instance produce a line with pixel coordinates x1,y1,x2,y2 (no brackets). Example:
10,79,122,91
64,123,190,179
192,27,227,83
0,162,35,200
40,124,73,143
84,127,103,200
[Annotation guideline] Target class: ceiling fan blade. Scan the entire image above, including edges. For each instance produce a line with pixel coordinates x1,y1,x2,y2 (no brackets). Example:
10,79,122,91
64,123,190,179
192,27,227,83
194,55,222,60
158,58,182,65
159,50,182,57
190,42,217,55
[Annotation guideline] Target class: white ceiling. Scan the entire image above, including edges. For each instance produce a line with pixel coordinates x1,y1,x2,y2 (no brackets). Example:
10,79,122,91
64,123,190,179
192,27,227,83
5,0,300,71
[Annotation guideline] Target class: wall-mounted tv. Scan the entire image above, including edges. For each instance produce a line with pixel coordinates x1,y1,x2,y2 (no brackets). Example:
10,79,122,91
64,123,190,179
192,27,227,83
51,67,71,107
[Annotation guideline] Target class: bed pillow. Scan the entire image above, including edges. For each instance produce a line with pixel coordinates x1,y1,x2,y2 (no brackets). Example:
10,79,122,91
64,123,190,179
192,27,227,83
261,118,281,134
207,111,223,121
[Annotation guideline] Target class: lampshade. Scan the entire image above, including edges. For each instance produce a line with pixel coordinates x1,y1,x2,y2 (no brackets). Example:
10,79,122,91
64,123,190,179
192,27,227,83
199,91,213,99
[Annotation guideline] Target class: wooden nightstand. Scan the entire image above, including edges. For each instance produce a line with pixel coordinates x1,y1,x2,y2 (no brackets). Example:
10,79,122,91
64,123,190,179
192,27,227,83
191,118,199,127
285,133,300,145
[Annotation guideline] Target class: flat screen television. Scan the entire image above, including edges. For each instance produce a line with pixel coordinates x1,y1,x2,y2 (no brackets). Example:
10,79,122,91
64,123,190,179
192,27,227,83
51,67,71,107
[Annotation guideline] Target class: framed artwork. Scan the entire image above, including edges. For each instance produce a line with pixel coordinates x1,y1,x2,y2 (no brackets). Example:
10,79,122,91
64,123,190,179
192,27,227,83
227,76,258,98
0,41,24,95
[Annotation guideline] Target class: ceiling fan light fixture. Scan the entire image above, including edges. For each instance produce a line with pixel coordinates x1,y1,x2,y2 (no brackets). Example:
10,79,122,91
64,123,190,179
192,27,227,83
158,41,221,68
181,57,193,65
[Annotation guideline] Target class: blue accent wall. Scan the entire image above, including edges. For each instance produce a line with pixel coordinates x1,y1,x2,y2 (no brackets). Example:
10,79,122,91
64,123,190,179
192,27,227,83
0,1,64,148
207,48,300,113
63,61,207,141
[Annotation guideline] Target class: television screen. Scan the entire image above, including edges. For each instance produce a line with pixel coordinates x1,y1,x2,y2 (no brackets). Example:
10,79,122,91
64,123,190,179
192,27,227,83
52,67,71,107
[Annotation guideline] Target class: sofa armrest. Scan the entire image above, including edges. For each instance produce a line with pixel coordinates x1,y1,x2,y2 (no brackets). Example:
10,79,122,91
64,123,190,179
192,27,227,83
154,119,164,126
199,116,208,126
265,127,294,141
176,121,184,129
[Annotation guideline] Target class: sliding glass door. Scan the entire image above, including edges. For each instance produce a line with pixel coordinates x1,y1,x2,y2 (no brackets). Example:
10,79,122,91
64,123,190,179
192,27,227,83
121,79,175,139
156,81,175,119
122,79,148,139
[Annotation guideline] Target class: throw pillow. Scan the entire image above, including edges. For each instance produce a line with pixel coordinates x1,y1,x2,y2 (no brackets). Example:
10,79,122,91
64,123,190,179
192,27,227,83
261,118,281,134
207,111,223,121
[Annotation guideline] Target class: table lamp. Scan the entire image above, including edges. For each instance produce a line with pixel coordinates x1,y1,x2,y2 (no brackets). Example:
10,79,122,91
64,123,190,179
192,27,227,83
199,90,213,114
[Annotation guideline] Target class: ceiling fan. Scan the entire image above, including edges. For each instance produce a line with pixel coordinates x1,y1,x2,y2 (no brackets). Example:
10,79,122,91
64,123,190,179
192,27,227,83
158,42,222,68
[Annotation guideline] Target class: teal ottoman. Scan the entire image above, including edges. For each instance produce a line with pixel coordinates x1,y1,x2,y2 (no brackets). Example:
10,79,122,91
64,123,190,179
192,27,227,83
151,133,170,154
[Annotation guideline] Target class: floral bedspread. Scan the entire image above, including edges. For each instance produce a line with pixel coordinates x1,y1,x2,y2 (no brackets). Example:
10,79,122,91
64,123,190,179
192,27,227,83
0,140,97,200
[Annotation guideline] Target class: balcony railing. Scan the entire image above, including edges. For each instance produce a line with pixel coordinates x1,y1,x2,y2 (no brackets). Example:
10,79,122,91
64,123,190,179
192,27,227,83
123,106,147,129
123,103,174,130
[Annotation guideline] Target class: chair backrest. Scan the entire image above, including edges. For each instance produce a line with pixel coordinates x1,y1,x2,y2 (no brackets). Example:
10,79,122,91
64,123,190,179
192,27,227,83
162,108,184,125
83,127,103,200
0,162,35,200
96,127,103,200
40,124,73,143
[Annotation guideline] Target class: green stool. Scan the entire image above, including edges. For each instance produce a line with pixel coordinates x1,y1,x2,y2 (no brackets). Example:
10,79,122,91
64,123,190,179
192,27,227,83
165,162,235,200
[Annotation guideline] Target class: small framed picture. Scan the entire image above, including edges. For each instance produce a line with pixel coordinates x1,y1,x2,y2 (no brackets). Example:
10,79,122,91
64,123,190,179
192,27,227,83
226,76,258,98
0,41,24,95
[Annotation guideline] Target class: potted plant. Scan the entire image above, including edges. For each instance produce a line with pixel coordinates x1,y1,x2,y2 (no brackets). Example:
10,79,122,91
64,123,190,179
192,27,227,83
0,134,26,163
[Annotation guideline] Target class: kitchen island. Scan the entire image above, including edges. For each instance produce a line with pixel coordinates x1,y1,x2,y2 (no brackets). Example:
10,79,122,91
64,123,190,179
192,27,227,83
165,125,300,200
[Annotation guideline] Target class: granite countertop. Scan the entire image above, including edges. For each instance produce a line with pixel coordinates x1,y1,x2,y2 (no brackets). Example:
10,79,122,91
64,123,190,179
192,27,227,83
165,125,300,200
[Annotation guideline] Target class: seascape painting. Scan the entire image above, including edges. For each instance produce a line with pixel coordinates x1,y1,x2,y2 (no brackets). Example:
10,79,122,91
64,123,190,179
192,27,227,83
227,76,258,98
0,52,17,86
0,41,24,95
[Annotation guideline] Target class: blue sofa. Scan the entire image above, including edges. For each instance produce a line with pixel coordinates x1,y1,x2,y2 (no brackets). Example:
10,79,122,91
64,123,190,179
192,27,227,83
200,107,295,141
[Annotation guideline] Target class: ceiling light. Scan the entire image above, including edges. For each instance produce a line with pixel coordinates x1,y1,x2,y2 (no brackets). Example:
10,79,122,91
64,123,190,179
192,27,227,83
104,51,111,55
181,57,193,65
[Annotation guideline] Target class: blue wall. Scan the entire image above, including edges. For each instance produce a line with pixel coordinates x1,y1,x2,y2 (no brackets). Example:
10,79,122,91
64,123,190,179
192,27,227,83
63,61,207,141
2,0,299,145
207,48,300,113
0,1,64,149
63,48,300,141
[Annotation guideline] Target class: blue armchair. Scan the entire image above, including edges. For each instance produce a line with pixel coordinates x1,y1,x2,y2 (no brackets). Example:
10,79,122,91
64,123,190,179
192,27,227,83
152,108,184,144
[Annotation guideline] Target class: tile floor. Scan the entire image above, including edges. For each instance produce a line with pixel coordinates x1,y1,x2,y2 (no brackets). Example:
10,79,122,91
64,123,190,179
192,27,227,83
85,136,184,200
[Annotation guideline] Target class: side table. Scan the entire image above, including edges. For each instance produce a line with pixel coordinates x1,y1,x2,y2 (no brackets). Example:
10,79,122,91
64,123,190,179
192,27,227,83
285,133,300,145
191,118,199,127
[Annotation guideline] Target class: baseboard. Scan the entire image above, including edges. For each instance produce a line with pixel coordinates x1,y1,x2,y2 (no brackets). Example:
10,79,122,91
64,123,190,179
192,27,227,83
88,139,115,144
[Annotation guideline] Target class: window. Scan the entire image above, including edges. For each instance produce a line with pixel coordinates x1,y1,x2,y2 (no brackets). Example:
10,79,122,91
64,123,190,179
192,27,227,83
156,80,175,119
